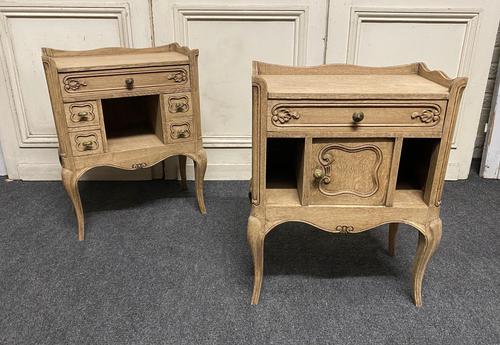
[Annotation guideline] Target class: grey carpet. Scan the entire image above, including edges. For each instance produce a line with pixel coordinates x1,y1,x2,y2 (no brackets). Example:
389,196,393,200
0,168,498,345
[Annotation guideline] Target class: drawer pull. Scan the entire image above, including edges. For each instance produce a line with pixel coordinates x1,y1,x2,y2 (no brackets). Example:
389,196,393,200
82,141,94,150
125,78,134,89
77,111,89,118
352,111,364,123
176,129,189,138
313,168,325,180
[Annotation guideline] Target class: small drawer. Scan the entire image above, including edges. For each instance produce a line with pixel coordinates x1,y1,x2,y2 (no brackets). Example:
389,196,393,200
166,119,193,143
64,101,100,128
69,130,104,156
164,92,193,118
59,66,190,99
268,101,447,131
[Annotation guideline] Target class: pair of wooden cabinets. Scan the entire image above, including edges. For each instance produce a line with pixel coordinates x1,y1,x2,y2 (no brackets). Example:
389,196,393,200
42,45,466,306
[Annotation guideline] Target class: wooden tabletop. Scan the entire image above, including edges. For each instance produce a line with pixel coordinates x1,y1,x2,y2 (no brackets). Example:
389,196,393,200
53,51,189,72
260,74,450,99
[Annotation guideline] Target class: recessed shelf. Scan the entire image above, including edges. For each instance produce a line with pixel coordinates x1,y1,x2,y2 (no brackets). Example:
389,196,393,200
102,94,164,152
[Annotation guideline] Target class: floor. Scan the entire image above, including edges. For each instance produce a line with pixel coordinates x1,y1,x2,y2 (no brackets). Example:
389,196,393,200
0,168,498,345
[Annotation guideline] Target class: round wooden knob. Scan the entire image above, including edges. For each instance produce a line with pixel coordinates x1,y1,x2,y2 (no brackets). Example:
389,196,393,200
352,111,364,123
313,168,324,179
125,78,134,89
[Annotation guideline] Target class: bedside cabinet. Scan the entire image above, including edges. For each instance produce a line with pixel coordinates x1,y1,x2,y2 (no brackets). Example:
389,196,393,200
42,44,207,240
248,62,467,306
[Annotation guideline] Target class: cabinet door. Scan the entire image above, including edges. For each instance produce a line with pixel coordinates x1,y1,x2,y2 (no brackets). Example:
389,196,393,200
0,0,152,180
310,139,394,205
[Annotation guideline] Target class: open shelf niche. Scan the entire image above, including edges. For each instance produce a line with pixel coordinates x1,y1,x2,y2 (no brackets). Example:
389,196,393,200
396,138,440,201
265,138,304,205
101,95,164,152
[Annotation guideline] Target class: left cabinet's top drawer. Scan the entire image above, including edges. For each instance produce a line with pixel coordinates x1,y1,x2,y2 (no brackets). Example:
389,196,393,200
58,65,190,100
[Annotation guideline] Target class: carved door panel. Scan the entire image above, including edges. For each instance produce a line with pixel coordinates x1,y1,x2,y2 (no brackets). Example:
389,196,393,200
309,138,394,205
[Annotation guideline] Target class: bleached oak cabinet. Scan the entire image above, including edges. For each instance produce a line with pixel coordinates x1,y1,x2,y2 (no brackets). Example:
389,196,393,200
248,62,467,306
42,44,207,240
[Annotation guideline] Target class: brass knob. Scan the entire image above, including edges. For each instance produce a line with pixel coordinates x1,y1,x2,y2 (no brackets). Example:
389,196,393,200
352,111,364,123
313,168,324,179
125,78,134,89
82,141,94,149
77,111,88,119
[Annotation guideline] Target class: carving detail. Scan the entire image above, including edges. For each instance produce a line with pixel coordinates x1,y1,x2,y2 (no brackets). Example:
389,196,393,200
64,78,87,91
316,144,383,198
170,123,191,140
411,109,440,124
74,134,98,152
168,96,190,113
271,108,300,125
336,225,354,233
167,71,187,83
131,162,147,169
69,103,95,123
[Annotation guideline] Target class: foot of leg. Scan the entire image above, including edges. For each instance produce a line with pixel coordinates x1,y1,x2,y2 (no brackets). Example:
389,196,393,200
388,223,398,257
61,168,84,241
412,218,442,307
247,215,265,305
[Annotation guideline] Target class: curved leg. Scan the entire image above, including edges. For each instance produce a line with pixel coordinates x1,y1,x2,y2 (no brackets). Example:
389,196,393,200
247,215,265,305
388,223,398,256
412,218,442,307
193,149,207,214
61,168,84,241
178,155,187,190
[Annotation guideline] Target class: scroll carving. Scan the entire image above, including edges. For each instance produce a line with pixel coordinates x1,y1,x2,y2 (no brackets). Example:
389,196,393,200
411,108,440,124
167,70,187,83
271,108,300,125
316,144,383,198
64,78,87,91
336,225,354,233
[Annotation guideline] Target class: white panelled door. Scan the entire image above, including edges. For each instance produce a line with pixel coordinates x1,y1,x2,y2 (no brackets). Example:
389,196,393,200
0,0,152,180
152,0,328,179
326,0,500,180
1,0,498,181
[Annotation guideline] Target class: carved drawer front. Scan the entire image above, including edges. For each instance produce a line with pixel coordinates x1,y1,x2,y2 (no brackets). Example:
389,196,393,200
310,139,394,206
59,66,190,99
164,92,193,118
167,119,193,143
64,101,100,128
268,101,446,131
69,130,104,157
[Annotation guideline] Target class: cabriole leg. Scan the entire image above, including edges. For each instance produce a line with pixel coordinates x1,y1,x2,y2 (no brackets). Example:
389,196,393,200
61,168,84,241
412,218,442,307
247,215,265,305
193,149,207,214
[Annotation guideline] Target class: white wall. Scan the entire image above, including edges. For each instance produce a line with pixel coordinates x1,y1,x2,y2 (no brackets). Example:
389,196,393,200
0,140,6,176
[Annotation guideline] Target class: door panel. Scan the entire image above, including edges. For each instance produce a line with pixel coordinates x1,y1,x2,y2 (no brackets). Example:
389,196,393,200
326,0,500,179
310,138,394,205
152,0,328,179
0,0,153,180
